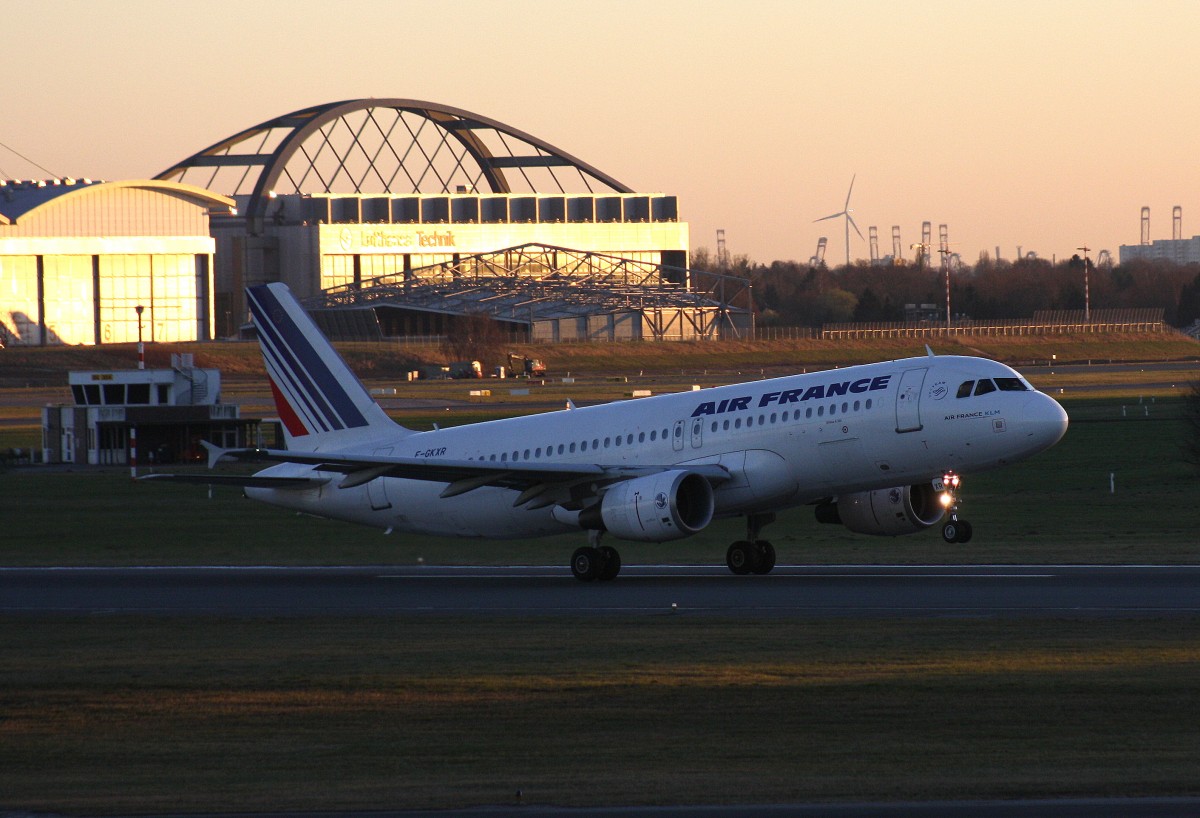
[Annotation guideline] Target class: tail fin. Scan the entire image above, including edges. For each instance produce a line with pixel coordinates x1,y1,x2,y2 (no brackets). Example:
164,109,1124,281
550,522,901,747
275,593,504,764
246,283,408,450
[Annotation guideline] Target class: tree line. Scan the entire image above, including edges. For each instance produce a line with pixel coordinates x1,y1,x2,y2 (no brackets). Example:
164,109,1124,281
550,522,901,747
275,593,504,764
691,250,1200,328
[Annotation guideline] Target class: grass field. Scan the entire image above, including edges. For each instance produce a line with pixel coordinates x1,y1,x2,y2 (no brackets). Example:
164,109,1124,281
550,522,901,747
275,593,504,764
2,396,1197,567
3,616,1199,812
3,337,1199,813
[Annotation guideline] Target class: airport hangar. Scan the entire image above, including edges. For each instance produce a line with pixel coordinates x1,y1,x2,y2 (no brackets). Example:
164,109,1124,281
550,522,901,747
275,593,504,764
155,98,752,343
2,98,750,348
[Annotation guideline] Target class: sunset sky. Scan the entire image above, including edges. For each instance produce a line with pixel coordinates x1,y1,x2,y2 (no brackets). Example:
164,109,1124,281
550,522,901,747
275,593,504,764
5,0,1199,266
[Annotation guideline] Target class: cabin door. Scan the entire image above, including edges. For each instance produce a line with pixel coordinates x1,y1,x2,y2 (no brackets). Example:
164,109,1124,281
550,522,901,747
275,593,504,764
894,368,927,433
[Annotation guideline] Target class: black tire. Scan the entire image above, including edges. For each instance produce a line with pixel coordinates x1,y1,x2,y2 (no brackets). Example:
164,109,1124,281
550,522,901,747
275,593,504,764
752,540,776,574
571,546,600,581
954,520,973,544
942,521,959,544
598,545,622,581
726,541,759,575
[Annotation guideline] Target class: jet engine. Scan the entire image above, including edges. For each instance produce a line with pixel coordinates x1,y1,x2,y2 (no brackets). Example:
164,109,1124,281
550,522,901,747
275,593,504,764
815,483,944,536
582,470,715,542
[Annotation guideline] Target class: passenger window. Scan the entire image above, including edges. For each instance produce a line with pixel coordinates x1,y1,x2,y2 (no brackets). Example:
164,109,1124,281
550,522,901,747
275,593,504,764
558,444,565,455
723,419,730,431
746,416,753,427
638,432,645,443
570,442,576,453
841,402,848,414
735,418,742,429
865,399,872,409
853,400,860,411
711,422,718,433
806,408,813,418
523,449,530,459
974,379,996,396
604,437,610,448
581,441,588,451
770,413,777,423
650,431,656,441
957,381,975,398
818,406,824,417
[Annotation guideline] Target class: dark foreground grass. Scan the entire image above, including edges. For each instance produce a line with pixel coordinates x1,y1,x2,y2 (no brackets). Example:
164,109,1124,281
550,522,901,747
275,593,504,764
2,616,1198,812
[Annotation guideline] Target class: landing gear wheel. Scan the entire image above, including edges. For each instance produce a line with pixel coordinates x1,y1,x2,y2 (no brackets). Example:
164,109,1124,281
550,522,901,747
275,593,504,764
752,540,776,575
726,541,761,575
571,546,601,582
942,518,973,544
598,545,622,581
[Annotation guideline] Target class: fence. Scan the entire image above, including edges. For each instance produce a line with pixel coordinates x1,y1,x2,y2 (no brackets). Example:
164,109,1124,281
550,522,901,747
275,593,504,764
818,317,1168,340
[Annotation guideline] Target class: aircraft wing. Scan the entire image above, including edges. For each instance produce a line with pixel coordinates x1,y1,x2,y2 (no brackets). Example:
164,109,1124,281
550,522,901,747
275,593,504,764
138,473,331,490
205,445,731,506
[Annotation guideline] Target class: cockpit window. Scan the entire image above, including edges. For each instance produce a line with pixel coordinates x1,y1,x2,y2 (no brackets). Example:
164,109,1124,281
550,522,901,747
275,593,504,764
974,379,997,396
956,381,975,398
995,377,1028,392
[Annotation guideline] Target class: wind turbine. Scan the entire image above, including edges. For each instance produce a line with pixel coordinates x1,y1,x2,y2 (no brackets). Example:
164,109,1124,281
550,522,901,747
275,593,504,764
814,175,863,267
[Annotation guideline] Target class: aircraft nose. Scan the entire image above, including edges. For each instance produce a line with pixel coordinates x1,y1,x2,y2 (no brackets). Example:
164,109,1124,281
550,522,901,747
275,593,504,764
1020,391,1069,453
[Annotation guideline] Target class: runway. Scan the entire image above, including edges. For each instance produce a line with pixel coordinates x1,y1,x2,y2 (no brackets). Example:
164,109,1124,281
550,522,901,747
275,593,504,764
4,564,1200,617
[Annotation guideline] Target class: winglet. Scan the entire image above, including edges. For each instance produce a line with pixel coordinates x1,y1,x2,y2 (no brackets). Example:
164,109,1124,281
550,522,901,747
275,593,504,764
925,344,936,357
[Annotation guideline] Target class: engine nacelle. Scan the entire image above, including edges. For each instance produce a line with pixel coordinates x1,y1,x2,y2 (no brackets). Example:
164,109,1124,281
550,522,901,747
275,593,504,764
586,470,715,542
816,483,944,536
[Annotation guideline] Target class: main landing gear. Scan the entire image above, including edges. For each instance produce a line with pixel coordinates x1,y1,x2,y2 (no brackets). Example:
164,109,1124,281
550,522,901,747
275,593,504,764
939,471,974,544
726,512,777,575
571,531,622,582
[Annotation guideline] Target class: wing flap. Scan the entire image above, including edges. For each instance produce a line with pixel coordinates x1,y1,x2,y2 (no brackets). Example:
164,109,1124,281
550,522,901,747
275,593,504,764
138,473,330,490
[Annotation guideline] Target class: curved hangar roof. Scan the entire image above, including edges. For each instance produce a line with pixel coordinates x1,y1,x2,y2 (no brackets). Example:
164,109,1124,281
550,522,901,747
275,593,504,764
0,178,234,226
155,98,634,223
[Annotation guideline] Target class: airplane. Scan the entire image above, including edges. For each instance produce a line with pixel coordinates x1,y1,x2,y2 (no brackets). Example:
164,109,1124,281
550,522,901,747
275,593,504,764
145,282,1069,581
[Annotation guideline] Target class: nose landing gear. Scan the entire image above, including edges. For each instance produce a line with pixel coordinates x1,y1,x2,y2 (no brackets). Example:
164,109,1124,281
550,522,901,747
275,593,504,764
938,471,973,544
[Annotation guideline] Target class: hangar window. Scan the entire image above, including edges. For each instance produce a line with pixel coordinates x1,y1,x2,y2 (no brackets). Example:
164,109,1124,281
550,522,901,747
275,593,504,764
71,385,87,404
83,384,100,405
974,379,996,396
957,381,975,398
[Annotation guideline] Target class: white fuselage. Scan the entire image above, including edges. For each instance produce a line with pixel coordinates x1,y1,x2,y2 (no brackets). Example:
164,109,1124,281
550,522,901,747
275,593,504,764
246,354,1068,540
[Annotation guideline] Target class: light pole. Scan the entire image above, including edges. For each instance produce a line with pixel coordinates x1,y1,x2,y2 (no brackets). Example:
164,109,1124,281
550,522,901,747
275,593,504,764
1076,246,1090,323
135,305,145,370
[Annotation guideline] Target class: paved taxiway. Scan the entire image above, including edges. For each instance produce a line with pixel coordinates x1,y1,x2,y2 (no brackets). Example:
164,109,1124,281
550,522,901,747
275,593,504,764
4,564,1200,617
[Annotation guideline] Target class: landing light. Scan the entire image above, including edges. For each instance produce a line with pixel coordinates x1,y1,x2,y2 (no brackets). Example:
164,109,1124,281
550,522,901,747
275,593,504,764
939,492,954,508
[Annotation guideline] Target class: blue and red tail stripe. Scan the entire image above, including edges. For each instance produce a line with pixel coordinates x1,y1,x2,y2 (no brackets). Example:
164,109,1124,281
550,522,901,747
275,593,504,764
247,284,374,436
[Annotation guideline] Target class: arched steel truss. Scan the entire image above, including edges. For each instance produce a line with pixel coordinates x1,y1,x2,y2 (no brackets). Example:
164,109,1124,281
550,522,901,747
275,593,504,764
155,99,633,223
